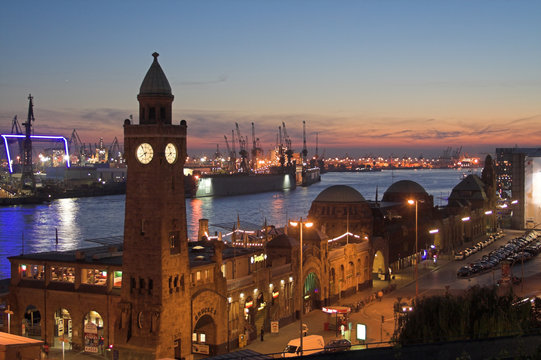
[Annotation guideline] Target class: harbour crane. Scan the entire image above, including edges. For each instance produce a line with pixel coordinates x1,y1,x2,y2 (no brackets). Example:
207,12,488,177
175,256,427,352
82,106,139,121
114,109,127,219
21,94,36,191
231,130,237,170
301,120,308,164
69,129,87,165
235,122,249,173
250,122,263,170
277,126,285,167
282,122,293,166
223,135,235,172
108,137,121,163
10,115,25,162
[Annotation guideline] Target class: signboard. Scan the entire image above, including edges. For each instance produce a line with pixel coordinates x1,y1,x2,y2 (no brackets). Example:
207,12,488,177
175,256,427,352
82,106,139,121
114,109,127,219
271,321,279,334
356,323,366,341
192,343,210,354
84,322,98,353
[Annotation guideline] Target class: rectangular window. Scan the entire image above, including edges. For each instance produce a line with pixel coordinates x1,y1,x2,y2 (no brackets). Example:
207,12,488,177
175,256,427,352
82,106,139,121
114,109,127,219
19,264,45,280
113,271,122,288
51,266,75,283
149,107,156,120
196,271,201,281
82,269,107,286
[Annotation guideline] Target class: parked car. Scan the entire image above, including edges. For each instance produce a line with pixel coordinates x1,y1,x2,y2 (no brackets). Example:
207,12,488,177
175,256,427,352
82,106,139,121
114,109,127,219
324,339,351,353
457,266,470,277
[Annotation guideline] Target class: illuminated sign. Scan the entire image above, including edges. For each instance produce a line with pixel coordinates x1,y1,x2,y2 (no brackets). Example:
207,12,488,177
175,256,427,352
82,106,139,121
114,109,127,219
250,253,267,263
1,134,71,173
245,301,253,308
272,291,279,299
356,323,366,341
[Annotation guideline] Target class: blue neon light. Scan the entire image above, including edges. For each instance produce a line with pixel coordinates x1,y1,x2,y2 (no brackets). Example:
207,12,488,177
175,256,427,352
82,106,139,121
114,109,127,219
1,134,71,173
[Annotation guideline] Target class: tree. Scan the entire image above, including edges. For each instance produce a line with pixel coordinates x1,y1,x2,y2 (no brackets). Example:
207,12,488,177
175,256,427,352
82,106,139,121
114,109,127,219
393,286,538,345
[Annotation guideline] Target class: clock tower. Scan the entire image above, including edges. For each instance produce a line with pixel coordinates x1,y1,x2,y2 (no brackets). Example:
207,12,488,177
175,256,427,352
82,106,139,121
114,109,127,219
116,52,191,359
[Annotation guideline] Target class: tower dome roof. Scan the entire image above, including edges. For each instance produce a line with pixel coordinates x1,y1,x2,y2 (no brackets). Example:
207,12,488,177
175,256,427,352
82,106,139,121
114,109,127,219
139,52,172,96
385,180,427,195
313,185,366,203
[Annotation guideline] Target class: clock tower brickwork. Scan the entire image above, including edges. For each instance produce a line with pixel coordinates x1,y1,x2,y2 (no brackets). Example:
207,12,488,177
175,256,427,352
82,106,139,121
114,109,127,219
115,53,191,360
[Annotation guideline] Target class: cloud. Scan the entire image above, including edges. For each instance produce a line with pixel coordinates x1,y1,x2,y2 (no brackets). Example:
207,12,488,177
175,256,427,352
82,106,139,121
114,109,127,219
2,106,541,158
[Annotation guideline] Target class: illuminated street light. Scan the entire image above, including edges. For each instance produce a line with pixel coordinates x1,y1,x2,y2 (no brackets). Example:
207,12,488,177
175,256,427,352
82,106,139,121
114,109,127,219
428,229,439,234
289,217,313,356
407,199,420,299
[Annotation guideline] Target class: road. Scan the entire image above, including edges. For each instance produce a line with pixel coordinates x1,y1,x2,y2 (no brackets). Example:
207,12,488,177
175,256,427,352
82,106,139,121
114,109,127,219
244,229,541,356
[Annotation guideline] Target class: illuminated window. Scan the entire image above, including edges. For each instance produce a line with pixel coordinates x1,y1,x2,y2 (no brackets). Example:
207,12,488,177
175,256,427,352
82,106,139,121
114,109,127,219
20,264,44,280
221,264,226,277
200,333,206,343
113,271,122,288
82,269,107,286
51,266,75,283
192,333,197,342
196,271,201,281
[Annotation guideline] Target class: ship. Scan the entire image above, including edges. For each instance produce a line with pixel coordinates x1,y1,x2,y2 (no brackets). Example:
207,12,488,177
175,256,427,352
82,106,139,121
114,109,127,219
301,166,321,187
187,170,296,198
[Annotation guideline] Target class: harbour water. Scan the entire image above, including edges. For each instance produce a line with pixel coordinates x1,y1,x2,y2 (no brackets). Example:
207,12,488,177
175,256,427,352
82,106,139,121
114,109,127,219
0,168,479,279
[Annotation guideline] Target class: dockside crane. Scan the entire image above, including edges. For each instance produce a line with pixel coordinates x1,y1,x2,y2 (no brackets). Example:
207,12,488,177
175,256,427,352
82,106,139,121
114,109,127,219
235,122,249,173
282,122,293,166
250,122,263,170
21,94,36,191
301,120,308,164
277,126,285,167
10,115,25,163
108,137,121,163
69,129,86,165
231,129,237,171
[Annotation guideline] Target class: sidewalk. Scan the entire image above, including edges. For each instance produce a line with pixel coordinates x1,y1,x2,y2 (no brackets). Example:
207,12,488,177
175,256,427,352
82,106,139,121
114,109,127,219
244,257,448,356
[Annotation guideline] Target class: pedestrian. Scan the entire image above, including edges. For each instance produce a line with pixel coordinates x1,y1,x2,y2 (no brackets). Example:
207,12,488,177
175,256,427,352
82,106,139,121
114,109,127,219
260,328,264,341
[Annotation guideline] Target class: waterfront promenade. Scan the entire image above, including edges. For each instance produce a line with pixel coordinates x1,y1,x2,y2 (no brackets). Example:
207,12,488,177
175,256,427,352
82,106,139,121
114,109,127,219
46,230,541,359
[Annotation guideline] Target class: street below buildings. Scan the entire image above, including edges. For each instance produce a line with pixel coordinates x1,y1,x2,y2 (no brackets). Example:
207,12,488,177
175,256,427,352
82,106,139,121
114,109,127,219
45,229,541,360
242,229,541,357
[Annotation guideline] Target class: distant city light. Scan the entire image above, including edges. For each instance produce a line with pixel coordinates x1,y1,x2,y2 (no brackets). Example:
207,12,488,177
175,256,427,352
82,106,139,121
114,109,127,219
1,134,71,173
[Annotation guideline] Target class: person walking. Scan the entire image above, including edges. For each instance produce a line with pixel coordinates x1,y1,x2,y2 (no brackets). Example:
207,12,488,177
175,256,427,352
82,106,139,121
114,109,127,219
260,328,264,341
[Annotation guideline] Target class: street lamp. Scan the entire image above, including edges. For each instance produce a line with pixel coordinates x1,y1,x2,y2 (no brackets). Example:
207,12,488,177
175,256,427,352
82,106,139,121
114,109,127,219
407,199,419,299
289,217,313,357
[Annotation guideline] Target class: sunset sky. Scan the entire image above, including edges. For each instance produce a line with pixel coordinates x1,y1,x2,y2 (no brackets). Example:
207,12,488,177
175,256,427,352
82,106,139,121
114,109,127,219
1,1,540,158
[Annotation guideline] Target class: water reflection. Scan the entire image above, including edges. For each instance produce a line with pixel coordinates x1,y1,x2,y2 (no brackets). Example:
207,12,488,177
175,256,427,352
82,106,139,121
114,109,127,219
0,169,478,279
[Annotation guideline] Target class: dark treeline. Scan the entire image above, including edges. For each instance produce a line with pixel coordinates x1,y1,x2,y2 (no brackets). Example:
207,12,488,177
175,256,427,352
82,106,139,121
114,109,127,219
394,286,541,344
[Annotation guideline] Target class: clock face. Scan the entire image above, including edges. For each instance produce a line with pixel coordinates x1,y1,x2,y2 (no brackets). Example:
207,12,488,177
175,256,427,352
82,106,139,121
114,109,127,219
136,143,154,164
165,143,177,164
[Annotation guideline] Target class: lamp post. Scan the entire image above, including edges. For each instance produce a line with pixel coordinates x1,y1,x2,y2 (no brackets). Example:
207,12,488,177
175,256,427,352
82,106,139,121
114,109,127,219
4,305,13,333
407,199,419,299
289,217,313,357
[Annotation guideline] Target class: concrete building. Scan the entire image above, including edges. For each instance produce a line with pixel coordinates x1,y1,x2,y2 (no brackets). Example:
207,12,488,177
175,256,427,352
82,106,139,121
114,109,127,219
496,148,541,229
